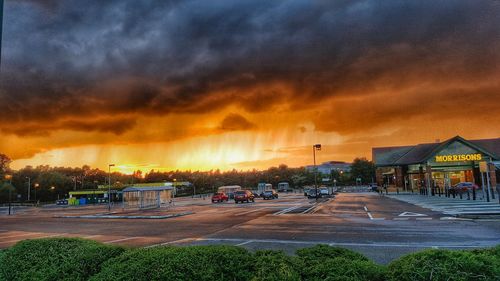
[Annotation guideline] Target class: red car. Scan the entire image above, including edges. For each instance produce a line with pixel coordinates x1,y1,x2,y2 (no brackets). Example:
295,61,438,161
451,182,479,193
234,190,255,204
212,192,229,203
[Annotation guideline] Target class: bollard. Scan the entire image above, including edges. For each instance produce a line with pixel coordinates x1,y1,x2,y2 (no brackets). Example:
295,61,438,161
467,190,470,200
472,187,476,200
459,192,462,199
397,187,399,195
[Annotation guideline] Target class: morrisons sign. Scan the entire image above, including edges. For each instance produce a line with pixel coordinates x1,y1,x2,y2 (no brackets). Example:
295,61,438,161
435,154,482,162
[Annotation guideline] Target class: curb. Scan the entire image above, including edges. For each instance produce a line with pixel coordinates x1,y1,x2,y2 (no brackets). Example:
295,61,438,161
53,211,194,219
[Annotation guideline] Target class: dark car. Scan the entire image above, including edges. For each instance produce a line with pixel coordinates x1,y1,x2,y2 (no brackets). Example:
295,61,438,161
307,189,321,199
56,199,68,205
211,192,229,203
451,182,479,194
234,190,255,203
261,190,278,200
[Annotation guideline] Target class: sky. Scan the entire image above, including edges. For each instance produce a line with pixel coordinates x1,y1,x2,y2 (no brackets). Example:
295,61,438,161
1,0,499,174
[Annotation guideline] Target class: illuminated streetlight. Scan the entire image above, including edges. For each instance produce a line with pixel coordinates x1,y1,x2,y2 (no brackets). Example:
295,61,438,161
5,174,12,215
108,164,115,211
313,144,321,202
34,183,39,205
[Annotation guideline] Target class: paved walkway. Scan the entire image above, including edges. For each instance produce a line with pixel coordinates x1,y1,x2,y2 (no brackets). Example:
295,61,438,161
388,194,500,217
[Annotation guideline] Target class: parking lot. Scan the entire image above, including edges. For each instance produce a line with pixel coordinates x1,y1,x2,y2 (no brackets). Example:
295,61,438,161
1,192,500,263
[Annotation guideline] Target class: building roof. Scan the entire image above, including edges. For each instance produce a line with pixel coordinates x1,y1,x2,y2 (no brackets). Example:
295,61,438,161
373,136,500,166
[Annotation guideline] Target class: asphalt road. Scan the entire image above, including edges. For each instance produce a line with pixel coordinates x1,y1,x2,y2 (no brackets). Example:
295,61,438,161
1,192,499,264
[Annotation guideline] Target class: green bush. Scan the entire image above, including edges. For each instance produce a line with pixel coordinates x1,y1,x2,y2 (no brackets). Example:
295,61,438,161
91,245,254,281
300,257,386,281
251,250,302,281
0,250,5,281
387,249,500,281
296,245,369,264
0,238,125,281
295,245,385,281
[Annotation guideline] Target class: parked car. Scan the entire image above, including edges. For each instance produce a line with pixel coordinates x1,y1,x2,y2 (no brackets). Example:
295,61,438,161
261,190,278,200
234,190,255,203
450,182,479,193
319,188,330,197
307,189,321,199
56,199,68,205
211,192,229,203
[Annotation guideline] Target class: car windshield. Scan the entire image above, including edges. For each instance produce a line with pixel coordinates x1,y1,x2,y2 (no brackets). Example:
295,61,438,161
213,193,223,196
264,191,272,194
235,191,246,195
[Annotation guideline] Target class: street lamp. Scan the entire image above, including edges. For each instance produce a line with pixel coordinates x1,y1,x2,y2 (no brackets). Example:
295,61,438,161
5,174,12,215
34,183,39,205
108,164,115,211
313,144,321,201
26,176,31,201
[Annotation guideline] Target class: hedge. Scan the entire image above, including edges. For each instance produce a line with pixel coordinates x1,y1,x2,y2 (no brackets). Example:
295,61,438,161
251,250,302,281
1,238,500,281
90,245,255,281
296,245,385,281
387,248,500,281
0,238,125,281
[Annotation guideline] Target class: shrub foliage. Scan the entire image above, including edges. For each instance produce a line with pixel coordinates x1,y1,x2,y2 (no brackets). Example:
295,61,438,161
0,238,125,281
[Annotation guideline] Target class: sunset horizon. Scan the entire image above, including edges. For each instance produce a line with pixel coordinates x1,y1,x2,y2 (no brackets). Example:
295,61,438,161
2,0,499,173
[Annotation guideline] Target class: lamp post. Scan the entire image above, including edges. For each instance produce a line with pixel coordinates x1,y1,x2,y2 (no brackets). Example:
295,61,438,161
34,183,39,205
26,176,31,201
108,164,115,211
5,174,12,215
313,144,321,202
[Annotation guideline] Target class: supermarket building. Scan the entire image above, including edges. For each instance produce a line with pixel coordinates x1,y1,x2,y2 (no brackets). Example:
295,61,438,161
372,136,500,193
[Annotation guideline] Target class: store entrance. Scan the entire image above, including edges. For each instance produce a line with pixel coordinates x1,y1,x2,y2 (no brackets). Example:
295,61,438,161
432,169,474,192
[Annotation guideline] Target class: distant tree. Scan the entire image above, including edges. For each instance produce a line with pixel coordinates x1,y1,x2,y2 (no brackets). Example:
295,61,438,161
0,182,16,203
350,158,375,184
0,153,11,176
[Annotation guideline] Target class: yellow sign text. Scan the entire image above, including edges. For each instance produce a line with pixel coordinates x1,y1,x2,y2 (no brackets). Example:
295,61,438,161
435,154,482,162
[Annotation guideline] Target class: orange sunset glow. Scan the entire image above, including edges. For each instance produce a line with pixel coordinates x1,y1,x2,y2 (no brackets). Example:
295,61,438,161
1,1,500,173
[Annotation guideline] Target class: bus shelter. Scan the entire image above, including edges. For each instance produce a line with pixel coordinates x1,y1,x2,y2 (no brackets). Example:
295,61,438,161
122,186,173,209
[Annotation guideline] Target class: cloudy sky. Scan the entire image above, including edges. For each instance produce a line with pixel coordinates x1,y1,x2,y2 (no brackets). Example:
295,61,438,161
1,0,499,173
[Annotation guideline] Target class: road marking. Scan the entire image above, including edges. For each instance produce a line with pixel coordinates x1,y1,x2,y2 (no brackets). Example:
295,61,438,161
235,240,254,246
416,217,433,220
398,212,427,217
104,237,140,244
144,237,198,248
0,233,66,244
302,204,317,214
363,206,368,212
273,205,302,215
194,238,492,249
82,235,101,239
367,212,373,220
393,218,409,221
235,208,267,216
0,232,43,239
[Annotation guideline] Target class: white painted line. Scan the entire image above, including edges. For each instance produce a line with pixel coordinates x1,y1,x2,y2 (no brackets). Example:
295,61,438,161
363,206,368,212
235,208,267,216
393,218,409,221
82,235,101,239
104,237,140,244
273,205,302,215
398,212,427,217
0,233,67,244
196,238,491,249
416,217,433,220
235,240,254,246
144,237,198,248
0,232,43,239
367,212,373,220
302,205,317,214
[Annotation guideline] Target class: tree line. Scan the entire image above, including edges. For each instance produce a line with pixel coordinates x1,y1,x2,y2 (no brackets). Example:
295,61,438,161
0,153,375,203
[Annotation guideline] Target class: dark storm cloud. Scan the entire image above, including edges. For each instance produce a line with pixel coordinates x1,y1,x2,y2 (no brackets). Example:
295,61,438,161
218,113,255,131
1,0,499,136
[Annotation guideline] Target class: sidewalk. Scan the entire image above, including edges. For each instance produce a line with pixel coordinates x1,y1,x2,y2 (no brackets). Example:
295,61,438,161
387,194,500,217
